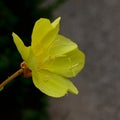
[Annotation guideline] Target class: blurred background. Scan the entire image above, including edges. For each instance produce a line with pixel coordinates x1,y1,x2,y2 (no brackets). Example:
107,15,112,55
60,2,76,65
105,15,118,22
0,0,120,120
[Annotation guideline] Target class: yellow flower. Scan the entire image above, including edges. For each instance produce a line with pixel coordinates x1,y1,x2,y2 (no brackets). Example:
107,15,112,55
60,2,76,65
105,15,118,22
12,17,85,98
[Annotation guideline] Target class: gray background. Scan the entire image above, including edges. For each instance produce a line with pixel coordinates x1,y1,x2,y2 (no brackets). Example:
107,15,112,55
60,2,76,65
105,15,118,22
48,0,120,120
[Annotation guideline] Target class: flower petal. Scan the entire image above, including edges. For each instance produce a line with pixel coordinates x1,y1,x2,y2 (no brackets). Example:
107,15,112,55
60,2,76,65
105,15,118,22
31,17,60,57
52,17,61,28
12,32,30,61
32,70,78,98
36,34,78,67
43,48,85,78
48,35,78,57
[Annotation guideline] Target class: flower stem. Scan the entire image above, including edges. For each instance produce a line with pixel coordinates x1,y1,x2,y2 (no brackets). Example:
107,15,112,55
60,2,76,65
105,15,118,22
0,68,23,89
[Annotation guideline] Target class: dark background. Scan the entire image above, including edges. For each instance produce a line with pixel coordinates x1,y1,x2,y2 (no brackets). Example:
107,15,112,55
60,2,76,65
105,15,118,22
0,0,67,120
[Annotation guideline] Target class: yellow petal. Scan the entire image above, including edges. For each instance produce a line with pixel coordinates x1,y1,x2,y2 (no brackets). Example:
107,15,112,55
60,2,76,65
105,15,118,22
12,32,30,61
32,70,78,98
36,34,78,67
43,48,85,78
31,17,60,56
52,17,61,28
49,35,77,57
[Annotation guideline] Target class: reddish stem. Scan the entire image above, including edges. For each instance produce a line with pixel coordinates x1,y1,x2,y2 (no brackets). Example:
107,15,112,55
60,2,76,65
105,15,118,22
0,68,23,89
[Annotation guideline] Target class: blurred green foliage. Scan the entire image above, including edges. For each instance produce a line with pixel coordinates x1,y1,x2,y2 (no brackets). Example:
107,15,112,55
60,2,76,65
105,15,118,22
0,0,67,120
